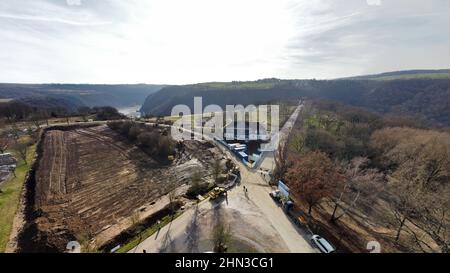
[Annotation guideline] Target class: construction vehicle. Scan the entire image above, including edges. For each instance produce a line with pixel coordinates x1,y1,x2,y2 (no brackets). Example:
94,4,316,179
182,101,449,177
231,166,241,177
209,187,227,200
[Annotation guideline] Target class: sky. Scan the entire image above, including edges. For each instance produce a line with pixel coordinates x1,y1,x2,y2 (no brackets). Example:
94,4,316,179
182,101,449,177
0,0,449,84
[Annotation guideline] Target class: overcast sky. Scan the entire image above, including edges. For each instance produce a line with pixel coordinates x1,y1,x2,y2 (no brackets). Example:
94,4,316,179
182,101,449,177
1,0,449,84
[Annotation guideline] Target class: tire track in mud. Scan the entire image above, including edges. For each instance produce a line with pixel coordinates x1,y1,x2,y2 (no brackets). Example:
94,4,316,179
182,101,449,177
48,132,57,198
48,131,67,198
73,128,131,159
59,131,67,195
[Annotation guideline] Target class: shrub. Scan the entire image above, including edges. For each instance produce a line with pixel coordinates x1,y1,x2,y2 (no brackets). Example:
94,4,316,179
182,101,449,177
138,132,159,147
94,106,124,121
157,136,175,158
128,125,141,140
186,172,211,198
186,182,211,199
109,121,176,162
107,121,122,131
119,121,133,136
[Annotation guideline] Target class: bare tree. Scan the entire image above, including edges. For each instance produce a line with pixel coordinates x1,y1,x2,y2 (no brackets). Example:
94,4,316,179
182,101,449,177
285,151,340,215
168,188,177,215
213,222,232,253
75,228,97,253
330,157,385,222
9,123,21,144
387,166,425,243
130,211,144,251
273,140,288,182
14,141,29,165
164,180,179,215
0,133,9,153
77,106,91,122
29,110,47,129
402,185,450,252
370,127,450,251
290,131,305,153
212,157,222,184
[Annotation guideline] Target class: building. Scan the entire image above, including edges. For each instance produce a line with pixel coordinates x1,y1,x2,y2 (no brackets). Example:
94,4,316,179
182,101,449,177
0,153,16,166
0,153,17,183
224,121,269,142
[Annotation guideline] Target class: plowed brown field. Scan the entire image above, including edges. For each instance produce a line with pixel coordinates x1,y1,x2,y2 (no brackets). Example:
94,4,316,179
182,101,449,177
28,125,219,251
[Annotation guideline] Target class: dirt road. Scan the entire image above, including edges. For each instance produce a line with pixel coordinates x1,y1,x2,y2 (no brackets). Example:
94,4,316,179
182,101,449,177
219,139,316,253
132,184,290,253
134,101,316,253
131,147,315,253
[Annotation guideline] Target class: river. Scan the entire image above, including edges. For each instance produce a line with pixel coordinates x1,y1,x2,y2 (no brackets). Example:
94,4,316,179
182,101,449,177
118,105,142,118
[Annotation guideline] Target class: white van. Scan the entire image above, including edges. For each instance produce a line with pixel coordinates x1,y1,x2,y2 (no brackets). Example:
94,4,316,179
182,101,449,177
311,235,336,253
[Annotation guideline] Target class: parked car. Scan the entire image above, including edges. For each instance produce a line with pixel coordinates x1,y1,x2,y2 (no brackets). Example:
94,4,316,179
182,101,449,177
284,200,294,211
311,235,336,253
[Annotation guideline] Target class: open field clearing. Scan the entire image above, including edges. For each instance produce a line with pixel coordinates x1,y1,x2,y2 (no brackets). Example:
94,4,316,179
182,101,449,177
17,125,221,252
0,144,35,252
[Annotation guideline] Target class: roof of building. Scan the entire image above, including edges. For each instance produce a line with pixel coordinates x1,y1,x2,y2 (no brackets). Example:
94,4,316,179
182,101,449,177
0,153,17,166
238,151,248,157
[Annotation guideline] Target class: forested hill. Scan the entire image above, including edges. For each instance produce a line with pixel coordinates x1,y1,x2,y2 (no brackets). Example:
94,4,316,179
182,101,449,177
0,84,164,112
141,78,450,126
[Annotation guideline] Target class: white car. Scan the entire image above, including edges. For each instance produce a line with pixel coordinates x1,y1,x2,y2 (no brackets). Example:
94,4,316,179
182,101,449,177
311,235,336,253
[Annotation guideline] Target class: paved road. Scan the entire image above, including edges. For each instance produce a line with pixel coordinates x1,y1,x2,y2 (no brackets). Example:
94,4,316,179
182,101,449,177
237,162,315,252
257,100,303,170
131,163,315,253
133,101,316,253
229,101,316,253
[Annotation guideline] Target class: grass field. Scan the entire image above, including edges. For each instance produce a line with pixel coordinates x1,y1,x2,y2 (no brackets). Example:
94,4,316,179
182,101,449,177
373,73,450,80
0,144,36,252
198,81,277,89
147,103,296,133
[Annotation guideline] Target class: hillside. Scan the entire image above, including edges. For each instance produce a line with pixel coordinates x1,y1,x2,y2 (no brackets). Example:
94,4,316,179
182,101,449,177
0,84,165,112
141,78,450,126
345,69,450,80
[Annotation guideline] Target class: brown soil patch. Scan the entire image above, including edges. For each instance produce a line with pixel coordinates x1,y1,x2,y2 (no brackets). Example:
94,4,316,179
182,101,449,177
21,125,220,252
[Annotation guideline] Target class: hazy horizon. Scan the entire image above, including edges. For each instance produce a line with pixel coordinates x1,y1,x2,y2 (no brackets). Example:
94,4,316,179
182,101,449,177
1,67,450,86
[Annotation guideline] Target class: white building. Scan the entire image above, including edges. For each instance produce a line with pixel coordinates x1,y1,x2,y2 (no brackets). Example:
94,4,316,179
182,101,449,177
224,122,269,142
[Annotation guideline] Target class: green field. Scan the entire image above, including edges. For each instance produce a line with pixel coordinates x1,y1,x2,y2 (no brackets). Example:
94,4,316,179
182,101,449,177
372,73,450,81
198,81,277,89
0,144,36,252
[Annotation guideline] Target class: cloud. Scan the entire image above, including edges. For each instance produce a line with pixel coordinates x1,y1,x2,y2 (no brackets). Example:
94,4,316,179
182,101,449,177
66,0,81,6
0,0,449,84
0,12,110,26
283,0,450,78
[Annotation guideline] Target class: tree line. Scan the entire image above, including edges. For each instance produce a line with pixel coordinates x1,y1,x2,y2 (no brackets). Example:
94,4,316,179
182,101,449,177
278,99,449,252
0,100,125,125
107,121,176,162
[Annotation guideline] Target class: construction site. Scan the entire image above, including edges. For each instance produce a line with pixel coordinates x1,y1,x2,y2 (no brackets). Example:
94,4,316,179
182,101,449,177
15,124,225,252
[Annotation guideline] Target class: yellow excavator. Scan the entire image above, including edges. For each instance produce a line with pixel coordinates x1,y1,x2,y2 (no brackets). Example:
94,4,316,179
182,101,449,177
209,187,227,200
